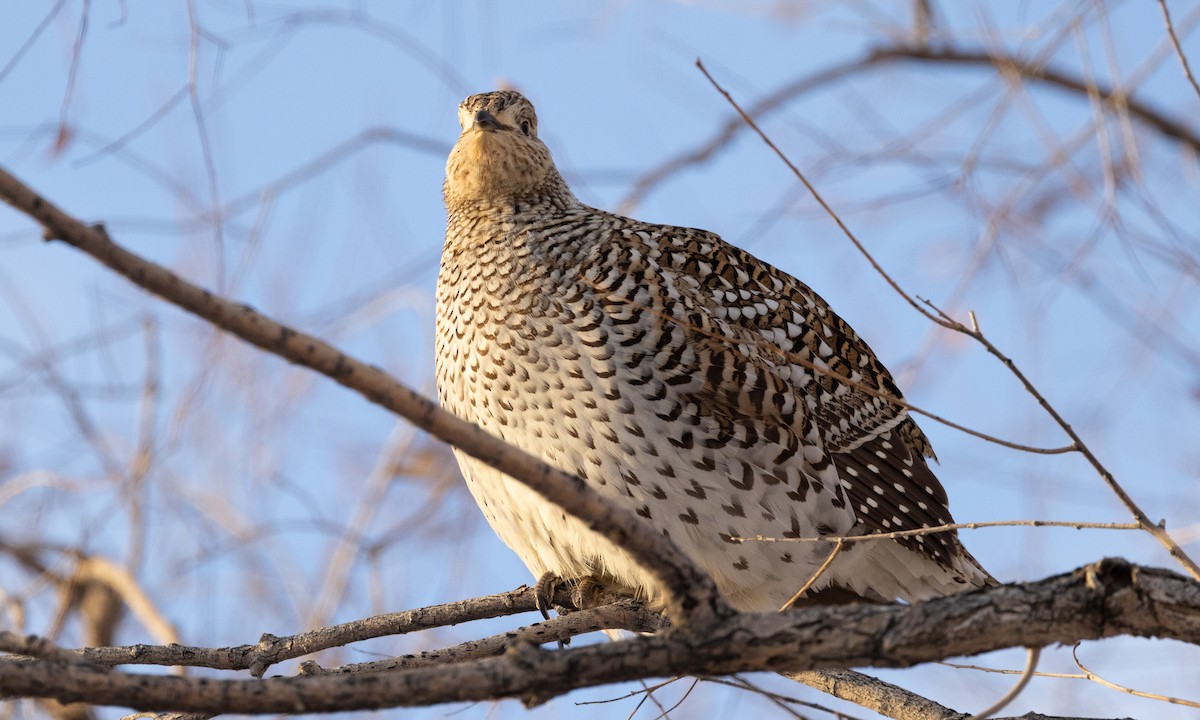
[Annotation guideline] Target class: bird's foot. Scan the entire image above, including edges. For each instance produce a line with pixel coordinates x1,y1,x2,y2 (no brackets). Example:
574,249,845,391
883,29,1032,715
534,572,620,618
571,575,615,610
534,571,566,620
534,572,588,649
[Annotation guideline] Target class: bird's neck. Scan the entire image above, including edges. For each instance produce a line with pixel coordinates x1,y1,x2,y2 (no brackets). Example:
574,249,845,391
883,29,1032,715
445,187,583,230
444,164,579,214
443,193,600,268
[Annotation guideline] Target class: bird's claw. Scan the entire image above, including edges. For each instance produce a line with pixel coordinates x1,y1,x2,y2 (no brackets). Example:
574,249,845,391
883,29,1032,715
534,571,562,621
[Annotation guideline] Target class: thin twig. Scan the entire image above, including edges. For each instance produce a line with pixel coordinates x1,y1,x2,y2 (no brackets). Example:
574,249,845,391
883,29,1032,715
1072,644,1200,708
961,313,1200,580
54,0,90,154
63,584,593,676
703,675,853,719
1158,0,1200,100
940,660,1082,680
126,316,160,577
648,677,699,720
73,86,189,166
628,46,1199,210
618,56,882,212
780,539,843,611
695,59,945,328
737,519,1143,545
217,127,448,220
584,275,1074,456
696,59,1200,583
0,0,69,85
300,600,661,674
184,0,225,284
575,677,684,707
964,648,1040,720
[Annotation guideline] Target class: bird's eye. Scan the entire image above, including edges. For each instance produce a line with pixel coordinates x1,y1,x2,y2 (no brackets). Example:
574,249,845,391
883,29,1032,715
520,121,531,136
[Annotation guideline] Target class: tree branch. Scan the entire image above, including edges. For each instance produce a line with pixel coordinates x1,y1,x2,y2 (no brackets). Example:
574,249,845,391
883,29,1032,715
302,599,661,674
0,584,570,677
870,45,1200,151
0,560,1196,714
786,669,960,720
623,45,1198,210
696,60,1200,583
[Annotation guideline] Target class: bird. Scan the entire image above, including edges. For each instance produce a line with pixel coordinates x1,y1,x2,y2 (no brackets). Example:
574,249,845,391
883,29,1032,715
436,89,993,614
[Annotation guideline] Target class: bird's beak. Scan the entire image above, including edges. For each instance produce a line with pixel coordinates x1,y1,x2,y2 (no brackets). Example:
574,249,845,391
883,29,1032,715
473,109,501,132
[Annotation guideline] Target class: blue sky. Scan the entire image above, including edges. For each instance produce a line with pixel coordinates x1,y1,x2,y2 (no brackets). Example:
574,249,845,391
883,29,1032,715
2,1,1199,718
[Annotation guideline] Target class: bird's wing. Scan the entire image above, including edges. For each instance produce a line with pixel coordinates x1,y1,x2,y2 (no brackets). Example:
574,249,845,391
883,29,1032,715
589,220,961,564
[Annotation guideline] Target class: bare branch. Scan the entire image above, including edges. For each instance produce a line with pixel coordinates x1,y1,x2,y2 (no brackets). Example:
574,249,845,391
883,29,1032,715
0,560,1193,714
303,600,661,674
0,0,68,85
184,0,225,282
583,273,1075,455
958,316,1200,580
695,59,949,329
696,62,1200,583
54,0,91,154
786,669,959,720
738,519,1144,546
627,46,1199,211
55,584,581,676
1157,0,1200,101
875,45,1200,151
1072,644,1200,709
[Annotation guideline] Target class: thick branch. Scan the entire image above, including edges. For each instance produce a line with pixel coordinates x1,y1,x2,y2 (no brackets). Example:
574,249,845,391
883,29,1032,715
787,669,960,720
1,561,1196,714
0,166,728,628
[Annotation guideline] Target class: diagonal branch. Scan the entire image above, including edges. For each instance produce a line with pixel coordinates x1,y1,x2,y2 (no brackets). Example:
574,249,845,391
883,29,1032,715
1157,0,1200,101
696,60,1200,584
786,669,960,720
0,165,730,629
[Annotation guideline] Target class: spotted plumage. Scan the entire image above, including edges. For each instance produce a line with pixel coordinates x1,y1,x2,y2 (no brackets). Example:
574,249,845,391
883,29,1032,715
436,90,993,612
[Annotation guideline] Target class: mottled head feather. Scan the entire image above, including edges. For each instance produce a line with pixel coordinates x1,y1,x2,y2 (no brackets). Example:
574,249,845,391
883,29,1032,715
444,90,572,209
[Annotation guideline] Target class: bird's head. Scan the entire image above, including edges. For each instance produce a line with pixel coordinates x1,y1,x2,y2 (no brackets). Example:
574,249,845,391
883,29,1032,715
444,90,571,209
